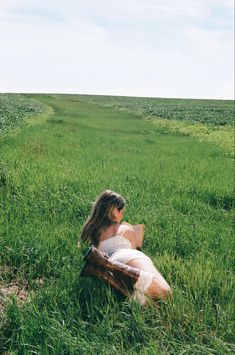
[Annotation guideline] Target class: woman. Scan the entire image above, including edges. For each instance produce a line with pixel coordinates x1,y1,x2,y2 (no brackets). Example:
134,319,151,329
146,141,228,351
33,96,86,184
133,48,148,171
79,190,171,304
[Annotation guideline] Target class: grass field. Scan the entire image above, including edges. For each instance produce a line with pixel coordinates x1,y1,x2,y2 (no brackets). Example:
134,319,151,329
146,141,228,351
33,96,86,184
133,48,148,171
0,94,234,354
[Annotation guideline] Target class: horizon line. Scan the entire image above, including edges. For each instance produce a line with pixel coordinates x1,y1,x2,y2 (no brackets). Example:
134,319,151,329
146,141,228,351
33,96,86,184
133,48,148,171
1,91,234,101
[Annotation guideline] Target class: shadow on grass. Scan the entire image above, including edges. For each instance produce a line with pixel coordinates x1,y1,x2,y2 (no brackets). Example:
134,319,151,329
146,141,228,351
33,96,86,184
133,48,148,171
188,189,234,211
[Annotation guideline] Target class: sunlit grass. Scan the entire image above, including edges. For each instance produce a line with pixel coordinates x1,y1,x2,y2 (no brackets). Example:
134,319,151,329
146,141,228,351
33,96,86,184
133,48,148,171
146,117,234,158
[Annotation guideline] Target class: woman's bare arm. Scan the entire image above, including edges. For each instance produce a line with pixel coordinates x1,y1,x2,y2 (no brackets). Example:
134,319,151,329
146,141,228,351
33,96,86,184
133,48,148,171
132,224,144,248
122,221,145,249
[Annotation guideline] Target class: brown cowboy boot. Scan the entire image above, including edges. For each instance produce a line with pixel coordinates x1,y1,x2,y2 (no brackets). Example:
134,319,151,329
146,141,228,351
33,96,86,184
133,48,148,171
83,246,140,279
80,262,132,296
81,246,140,291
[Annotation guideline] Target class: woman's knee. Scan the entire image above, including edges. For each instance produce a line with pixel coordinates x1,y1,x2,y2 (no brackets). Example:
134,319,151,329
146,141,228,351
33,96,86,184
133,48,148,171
159,283,171,298
127,258,171,299
147,279,171,299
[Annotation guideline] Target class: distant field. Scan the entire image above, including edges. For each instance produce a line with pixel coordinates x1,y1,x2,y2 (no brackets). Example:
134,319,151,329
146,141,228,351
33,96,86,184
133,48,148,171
0,93,51,136
65,94,234,126
0,94,234,354
57,94,234,157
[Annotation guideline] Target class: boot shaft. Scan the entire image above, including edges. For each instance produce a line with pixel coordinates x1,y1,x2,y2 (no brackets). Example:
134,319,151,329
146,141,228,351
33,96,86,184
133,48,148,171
84,246,140,281
80,261,132,296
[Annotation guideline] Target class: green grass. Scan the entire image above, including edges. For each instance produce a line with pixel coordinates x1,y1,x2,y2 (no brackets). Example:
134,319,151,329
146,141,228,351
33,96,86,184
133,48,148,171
0,94,234,354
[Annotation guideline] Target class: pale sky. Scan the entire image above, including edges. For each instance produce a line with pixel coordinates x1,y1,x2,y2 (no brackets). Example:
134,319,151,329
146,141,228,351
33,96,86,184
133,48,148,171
0,0,234,99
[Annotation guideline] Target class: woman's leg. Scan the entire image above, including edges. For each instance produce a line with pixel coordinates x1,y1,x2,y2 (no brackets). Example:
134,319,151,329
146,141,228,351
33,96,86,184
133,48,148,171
126,258,171,299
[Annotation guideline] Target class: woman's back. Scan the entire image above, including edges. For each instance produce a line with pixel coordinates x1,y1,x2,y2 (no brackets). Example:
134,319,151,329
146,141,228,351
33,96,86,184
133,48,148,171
99,223,135,244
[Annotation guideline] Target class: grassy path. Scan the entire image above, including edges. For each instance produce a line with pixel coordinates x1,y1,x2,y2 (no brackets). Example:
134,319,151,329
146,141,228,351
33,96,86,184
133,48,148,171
71,94,234,156
0,95,234,354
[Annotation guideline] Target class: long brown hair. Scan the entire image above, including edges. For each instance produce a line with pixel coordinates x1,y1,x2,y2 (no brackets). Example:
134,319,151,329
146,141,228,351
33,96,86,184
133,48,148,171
80,190,126,245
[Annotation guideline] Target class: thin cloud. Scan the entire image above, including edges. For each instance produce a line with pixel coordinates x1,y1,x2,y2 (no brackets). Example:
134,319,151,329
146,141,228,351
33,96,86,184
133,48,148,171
0,0,234,99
